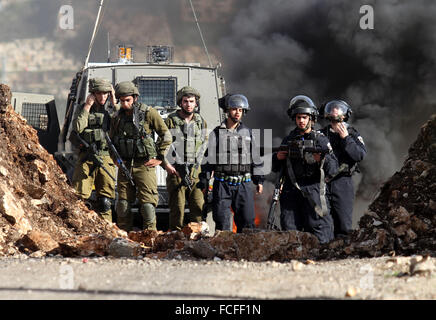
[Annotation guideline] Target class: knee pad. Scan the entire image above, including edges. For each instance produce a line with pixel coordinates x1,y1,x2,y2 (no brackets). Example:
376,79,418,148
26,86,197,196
98,197,112,213
116,200,130,218
140,203,156,223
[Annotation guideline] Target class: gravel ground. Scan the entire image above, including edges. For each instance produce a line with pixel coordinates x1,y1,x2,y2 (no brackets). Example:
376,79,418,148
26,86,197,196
0,255,434,301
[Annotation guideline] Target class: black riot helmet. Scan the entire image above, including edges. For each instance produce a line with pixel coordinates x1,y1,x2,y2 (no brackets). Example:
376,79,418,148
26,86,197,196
287,95,318,121
219,93,250,113
323,100,352,122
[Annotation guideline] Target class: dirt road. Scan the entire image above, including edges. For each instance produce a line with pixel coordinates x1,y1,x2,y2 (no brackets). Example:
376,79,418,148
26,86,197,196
0,255,434,301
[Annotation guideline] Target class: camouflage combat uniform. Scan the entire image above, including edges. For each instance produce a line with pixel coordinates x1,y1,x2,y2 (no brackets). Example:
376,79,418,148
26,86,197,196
110,95,171,231
71,78,117,222
163,111,208,230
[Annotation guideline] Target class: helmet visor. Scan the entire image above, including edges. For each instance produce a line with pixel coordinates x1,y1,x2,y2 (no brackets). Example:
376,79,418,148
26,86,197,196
324,100,349,121
227,94,249,110
289,95,316,109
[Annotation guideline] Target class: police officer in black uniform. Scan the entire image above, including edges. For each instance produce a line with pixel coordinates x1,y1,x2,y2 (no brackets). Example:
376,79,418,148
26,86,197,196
320,100,366,237
272,95,337,244
201,94,264,233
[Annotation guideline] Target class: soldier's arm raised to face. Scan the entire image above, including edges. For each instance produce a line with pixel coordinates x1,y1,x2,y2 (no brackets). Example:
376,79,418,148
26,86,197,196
341,128,367,162
72,102,91,134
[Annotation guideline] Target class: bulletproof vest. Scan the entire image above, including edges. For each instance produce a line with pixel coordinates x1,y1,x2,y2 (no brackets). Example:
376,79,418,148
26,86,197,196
80,105,109,153
215,125,252,175
112,103,157,160
286,130,321,180
168,112,205,164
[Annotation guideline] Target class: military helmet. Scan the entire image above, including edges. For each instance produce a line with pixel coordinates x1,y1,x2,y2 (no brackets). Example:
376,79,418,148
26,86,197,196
287,95,318,120
218,93,250,112
114,81,140,99
176,86,200,106
323,100,352,122
88,78,112,93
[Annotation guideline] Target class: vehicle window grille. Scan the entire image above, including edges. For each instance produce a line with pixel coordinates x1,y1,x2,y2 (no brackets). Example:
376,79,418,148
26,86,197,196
135,77,176,108
22,103,48,131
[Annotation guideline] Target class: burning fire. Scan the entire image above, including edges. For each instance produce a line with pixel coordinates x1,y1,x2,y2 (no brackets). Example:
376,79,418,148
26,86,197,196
231,202,263,233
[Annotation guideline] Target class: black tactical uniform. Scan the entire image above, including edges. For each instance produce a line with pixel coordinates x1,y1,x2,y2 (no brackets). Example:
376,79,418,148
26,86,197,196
201,94,264,233
320,100,366,236
272,95,337,244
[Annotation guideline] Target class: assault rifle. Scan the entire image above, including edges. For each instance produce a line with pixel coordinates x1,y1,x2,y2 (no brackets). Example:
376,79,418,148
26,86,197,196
274,140,330,161
104,132,135,187
201,176,214,221
179,163,194,192
266,166,284,231
69,130,116,182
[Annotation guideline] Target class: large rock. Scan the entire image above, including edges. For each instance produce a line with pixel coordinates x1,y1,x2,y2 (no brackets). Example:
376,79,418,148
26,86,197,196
108,237,143,258
19,230,59,252
0,184,32,235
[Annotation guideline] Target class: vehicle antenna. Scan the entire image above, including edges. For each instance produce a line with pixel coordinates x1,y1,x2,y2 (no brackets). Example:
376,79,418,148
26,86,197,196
188,0,213,67
84,0,105,68
107,32,111,63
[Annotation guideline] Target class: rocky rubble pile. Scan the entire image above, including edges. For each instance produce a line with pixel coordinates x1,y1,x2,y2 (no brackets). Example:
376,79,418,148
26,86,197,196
0,84,126,257
324,114,436,258
125,224,320,261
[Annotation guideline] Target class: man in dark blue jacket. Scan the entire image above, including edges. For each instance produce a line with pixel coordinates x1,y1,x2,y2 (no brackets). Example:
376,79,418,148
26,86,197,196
272,95,338,244
320,100,366,237
200,94,264,233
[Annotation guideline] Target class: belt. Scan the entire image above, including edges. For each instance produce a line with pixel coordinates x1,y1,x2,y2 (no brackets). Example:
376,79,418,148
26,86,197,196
214,172,251,185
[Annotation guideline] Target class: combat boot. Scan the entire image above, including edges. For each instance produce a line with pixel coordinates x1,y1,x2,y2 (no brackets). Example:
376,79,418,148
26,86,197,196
140,203,157,231
116,199,133,231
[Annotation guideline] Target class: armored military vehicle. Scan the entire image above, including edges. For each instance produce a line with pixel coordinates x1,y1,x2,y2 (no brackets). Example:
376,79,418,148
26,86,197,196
11,92,60,155
61,45,225,225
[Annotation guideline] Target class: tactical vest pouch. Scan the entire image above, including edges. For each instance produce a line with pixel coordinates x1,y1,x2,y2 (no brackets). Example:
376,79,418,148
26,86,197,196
116,138,134,159
126,139,135,158
216,164,246,175
136,139,147,158
82,129,95,144
88,113,104,127
93,128,103,142
141,135,157,159
82,128,104,144
239,164,251,173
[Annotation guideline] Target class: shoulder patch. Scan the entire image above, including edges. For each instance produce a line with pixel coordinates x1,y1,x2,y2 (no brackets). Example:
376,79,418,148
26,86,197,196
357,136,365,145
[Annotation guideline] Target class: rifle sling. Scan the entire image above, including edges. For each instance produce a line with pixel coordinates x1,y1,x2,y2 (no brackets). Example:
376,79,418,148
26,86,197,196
285,157,328,217
325,163,357,183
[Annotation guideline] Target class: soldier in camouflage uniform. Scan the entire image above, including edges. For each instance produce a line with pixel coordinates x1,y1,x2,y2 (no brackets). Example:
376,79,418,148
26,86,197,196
110,81,172,231
162,86,208,231
71,78,118,223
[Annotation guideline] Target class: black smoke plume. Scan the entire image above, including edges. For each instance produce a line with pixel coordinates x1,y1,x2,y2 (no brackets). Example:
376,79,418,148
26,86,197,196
218,0,436,223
